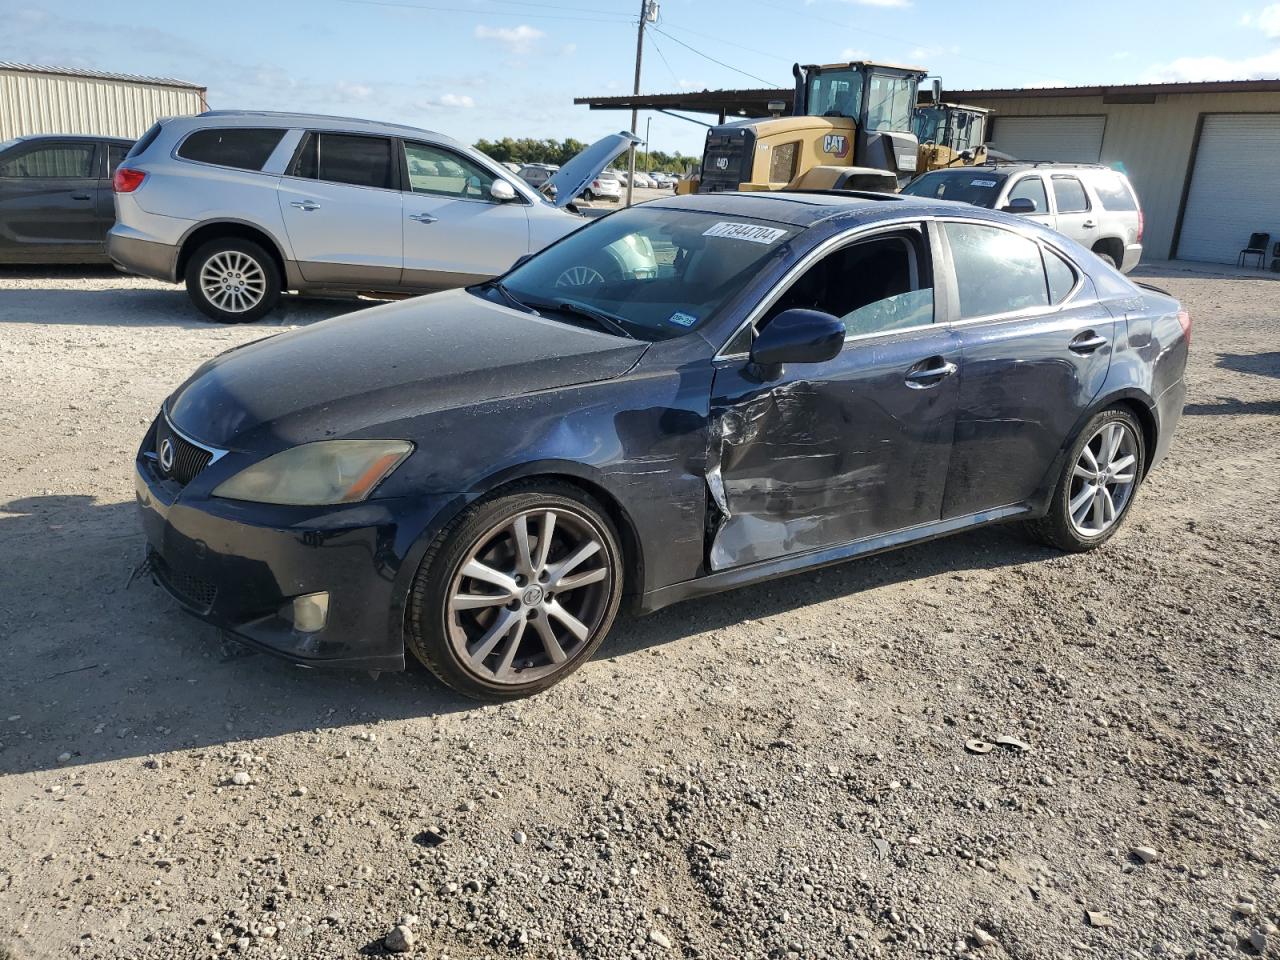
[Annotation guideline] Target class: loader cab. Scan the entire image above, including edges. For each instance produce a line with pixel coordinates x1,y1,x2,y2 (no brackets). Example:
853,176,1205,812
912,102,991,172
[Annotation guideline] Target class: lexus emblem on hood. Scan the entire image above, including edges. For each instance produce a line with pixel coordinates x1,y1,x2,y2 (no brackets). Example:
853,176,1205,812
159,437,175,473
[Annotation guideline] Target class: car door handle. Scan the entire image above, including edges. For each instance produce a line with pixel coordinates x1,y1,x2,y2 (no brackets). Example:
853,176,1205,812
290,200,320,211
70,193,93,200
1081,220,1097,229
1069,331,1108,354
408,213,438,224
904,357,958,388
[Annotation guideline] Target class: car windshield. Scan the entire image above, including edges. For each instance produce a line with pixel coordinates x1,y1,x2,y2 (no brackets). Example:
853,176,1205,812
901,170,1008,206
482,206,799,342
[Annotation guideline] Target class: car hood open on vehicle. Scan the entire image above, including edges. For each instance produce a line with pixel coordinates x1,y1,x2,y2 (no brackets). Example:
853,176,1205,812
546,131,642,208
166,289,648,449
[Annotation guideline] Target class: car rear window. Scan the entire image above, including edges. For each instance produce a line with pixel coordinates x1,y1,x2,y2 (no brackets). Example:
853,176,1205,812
177,128,287,171
1090,172,1139,211
901,170,1007,206
943,221,1049,319
127,123,162,159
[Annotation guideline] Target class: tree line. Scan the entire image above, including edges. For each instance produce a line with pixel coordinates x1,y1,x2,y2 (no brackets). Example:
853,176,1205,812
473,137,698,174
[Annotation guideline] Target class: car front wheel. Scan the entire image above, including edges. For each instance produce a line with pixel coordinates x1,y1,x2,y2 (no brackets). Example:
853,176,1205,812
407,484,624,700
185,238,281,323
1027,407,1145,552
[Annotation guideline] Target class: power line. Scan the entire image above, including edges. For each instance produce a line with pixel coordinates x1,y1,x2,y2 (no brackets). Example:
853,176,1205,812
646,30,682,89
657,22,793,66
339,0,631,24
647,25,775,87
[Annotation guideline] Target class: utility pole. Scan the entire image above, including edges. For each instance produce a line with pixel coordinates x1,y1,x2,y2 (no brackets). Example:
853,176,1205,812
626,0,650,207
645,116,651,174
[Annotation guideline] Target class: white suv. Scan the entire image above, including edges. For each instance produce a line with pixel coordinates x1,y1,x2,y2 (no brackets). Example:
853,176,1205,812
902,163,1144,273
108,111,635,322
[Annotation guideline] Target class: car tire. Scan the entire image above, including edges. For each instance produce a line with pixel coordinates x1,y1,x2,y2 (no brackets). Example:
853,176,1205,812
1026,406,1146,553
1094,250,1118,269
406,482,624,701
185,238,282,323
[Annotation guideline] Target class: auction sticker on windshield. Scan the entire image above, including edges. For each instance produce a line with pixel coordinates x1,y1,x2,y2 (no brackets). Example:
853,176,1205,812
970,179,998,188
703,222,789,244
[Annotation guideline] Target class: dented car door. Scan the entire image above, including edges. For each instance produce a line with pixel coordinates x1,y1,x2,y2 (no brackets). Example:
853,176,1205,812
705,223,962,570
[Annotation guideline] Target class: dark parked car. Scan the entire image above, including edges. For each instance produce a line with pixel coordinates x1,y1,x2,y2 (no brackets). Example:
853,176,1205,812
135,191,1189,700
0,134,133,263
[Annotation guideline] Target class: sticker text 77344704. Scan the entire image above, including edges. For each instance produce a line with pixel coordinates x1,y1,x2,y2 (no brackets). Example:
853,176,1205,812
703,222,789,245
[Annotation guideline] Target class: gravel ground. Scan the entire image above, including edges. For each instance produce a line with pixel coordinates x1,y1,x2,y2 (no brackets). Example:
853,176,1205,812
0,259,1277,960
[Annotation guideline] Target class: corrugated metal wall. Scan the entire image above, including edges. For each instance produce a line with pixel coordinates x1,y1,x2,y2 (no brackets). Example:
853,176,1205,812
0,70,206,141
961,90,1280,260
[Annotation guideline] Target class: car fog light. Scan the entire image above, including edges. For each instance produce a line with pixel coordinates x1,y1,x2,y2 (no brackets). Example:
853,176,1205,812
293,592,330,633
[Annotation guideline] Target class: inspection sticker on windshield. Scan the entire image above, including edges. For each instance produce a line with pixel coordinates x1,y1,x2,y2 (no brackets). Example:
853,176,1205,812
667,311,698,327
703,221,788,244
970,179,998,187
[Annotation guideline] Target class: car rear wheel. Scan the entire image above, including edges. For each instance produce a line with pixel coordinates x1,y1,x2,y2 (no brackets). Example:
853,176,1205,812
1094,251,1118,269
1027,407,1145,552
406,483,623,700
185,238,281,323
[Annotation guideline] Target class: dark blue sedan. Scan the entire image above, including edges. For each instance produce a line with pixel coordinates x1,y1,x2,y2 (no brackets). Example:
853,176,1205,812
135,191,1189,699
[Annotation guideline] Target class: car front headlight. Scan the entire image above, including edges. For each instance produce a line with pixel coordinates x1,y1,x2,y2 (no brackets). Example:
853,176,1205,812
211,440,413,506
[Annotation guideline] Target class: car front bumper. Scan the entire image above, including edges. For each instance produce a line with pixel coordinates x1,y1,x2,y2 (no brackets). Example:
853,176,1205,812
134,444,455,672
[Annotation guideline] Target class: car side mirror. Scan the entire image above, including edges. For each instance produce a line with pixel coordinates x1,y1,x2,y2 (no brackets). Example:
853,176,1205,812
490,180,518,202
1001,197,1037,215
749,309,845,368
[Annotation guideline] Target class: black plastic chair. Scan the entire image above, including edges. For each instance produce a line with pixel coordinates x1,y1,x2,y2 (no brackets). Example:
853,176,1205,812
1238,232,1269,268
1271,241,1280,274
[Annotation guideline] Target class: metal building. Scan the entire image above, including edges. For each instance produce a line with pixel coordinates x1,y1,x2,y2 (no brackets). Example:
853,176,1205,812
0,62,206,142
952,79,1280,264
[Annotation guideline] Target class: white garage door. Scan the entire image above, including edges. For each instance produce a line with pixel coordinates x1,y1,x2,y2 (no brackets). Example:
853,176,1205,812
1177,114,1280,264
989,116,1105,163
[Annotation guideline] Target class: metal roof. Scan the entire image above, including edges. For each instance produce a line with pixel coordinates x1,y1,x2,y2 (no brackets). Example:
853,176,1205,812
0,61,205,91
575,88,794,119
941,78,1280,100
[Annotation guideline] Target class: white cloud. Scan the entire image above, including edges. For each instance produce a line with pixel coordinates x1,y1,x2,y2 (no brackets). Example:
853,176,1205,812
1143,48,1280,81
420,92,475,109
561,42,577,56
336,81,373,101
1258,3,1280,37
474,24,545,55
677,78,708,90
841,48,870,60
832,0,910,5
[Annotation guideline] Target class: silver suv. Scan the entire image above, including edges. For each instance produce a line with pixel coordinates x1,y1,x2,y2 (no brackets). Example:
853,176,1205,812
902,163,1144,273
108,111,635,322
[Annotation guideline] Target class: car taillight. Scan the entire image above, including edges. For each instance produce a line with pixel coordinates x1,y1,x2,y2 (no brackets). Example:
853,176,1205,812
113,167,146,193
1136,208,1144,243
1178,309,1192,346
592,179,601,187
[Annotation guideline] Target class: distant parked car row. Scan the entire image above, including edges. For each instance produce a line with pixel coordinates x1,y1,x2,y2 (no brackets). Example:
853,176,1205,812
105,112,638,321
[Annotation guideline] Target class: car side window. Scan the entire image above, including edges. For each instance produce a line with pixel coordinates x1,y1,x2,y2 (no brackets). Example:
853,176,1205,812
1007,176,1048,214
1044,246,1078,304
177,128,286,171
943,222,1049,319
403,141,496,200
1052,176,1090,214
754,229,934,343
291,132,394,190
1090,172,1138,211
107,144,129,177
0,144,95,178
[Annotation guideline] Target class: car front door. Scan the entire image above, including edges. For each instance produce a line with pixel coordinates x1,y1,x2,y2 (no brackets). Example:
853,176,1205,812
706,223,961,570
938,220,1117,519
399,140,530,289
0,140,101,259
277,131,402,287
1048,174,1096,247
1003,174,1056,230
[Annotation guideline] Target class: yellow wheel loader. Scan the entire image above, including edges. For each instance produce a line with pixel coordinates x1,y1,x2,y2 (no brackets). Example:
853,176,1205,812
912,102,991,172
696,61,927,194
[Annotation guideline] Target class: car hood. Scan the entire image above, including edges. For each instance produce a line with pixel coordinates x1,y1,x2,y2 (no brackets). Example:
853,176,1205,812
546,131,641,207
166,289,648,450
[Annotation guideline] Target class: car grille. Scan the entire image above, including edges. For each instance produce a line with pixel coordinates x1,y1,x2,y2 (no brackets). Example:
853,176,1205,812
151,552,218,612
154,416,215,486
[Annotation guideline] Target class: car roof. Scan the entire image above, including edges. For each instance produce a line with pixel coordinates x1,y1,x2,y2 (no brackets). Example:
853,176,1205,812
165,110,464,149
644,190,966,227
917,162,1121,176
7,133,133,144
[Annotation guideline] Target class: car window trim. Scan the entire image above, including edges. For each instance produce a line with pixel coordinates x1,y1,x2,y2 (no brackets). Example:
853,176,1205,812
715,213,1087,361
171,126,291,176
279,129,402,192
398,137,530,207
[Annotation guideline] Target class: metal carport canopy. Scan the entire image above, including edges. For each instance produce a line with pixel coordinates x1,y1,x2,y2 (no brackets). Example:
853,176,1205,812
574,88,794,123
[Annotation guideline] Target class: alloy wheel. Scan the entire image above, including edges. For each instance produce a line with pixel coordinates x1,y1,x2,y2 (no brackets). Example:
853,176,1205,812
200,250,267,314
445,507,614,685
555,266,605,288
1068,421,1139,537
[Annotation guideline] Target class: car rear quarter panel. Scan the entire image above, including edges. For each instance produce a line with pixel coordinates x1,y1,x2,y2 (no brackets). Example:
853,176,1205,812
1107,287,1188,470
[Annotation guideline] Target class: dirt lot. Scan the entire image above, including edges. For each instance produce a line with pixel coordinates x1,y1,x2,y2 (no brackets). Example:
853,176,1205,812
0,259,1277,960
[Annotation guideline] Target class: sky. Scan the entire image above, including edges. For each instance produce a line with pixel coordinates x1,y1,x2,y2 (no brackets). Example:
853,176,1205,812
5,0,1280,158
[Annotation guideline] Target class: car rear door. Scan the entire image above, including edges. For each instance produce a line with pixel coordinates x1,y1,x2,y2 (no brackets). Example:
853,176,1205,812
938,219,1116,519
399,139,530,289
94,142,131,248
277,131,402,287
1048,174,1096,247
706,222,961,570
0,140,101,259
